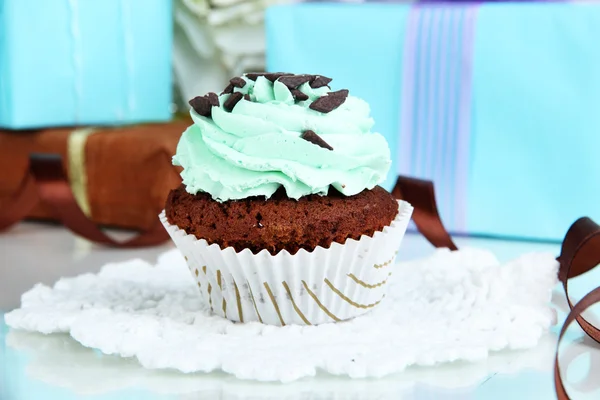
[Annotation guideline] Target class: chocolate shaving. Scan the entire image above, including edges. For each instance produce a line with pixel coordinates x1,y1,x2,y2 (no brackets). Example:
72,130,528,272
301,130,333,151
278,75,313,89
206,92,219,107
309,89,349,113
310,75,332,89
245,72,267,81
221,84,234,94
189,92,220,117
291,89,309,101
230,77,246,88
243,94,251,101
264,72,291,82
223,92,243,111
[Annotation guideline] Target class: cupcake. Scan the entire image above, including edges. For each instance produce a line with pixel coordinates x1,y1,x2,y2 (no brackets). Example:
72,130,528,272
160,73,413,326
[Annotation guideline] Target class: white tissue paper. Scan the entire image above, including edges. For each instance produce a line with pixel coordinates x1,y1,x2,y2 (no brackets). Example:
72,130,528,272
5,246,558,383
173,0,286,107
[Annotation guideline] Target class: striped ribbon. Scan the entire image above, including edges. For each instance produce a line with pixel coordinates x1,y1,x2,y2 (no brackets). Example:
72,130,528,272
398,4,479,233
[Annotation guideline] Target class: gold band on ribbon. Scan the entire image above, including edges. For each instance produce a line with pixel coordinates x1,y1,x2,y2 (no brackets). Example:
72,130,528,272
67,128,97,217
324,278,384,309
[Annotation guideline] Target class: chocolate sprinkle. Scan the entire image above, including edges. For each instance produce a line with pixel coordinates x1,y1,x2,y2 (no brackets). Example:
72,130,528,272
278,75,313,89
243,94,251,101
189,93,219,117
206,92,219,107
309,89,349,113
230,77,246,88
310,75,332,89
245,72,267,81
223,92,243,111
221,83,234,94
301,130,333,151
291,89,309,101
264,72,291,82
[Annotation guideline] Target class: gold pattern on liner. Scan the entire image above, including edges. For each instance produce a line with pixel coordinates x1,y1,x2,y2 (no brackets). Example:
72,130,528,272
234,282,244,323
374,257,394,269
247,282,263,323
347,272,392,289
282,282,312,325
302,281,341,322
195,269,199,277
264,282,286,326
207,284,213,311
324,278,384,309
202,266,207,274
184,256,188,261
217,270,226,316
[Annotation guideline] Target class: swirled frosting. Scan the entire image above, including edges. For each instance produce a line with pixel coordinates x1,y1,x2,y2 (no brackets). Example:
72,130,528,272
174,74,391,201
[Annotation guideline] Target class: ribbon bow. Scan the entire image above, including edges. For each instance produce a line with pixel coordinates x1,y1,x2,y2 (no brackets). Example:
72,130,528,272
0,154,169,247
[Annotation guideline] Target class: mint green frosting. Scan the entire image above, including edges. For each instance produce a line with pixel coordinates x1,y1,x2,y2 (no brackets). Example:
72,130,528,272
173,75,391,201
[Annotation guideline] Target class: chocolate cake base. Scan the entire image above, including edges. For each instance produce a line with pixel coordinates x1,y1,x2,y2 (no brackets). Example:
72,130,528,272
165,185,398,255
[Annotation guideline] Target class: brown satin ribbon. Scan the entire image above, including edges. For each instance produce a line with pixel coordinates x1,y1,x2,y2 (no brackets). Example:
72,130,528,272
554,218,600,400
392,176,600,400
392,175,458,250
0,154,169,247
0,166,38,231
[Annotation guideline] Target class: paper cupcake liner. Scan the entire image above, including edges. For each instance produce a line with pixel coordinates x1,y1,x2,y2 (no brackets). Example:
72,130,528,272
159,200,413,326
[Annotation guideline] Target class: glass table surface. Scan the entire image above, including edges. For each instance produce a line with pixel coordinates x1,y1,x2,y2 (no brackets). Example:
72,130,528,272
1,222,599,400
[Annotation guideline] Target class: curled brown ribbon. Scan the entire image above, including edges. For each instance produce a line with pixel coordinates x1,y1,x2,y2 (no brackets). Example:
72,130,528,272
392,175,458,250
0,154,169,247
554,218,600,400
392,176,600,400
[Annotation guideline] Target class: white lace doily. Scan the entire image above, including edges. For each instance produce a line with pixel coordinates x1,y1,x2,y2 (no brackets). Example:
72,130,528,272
5,247,558,382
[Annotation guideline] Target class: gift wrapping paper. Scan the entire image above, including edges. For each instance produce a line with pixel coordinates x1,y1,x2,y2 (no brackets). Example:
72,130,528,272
0,122,188,230
0,0,173,129
266,2,600,241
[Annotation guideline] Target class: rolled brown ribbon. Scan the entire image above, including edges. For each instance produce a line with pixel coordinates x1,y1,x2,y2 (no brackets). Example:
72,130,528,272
392,176,600,400
554,218,600,400
0,154,169,247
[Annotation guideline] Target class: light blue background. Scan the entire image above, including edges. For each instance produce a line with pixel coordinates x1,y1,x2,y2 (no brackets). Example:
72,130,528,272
266,4,411,192
267,3,600,241
469,2,600,241
0,0,173,129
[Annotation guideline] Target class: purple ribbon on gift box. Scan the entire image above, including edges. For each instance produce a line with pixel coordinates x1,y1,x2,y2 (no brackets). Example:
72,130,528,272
398,2,479,233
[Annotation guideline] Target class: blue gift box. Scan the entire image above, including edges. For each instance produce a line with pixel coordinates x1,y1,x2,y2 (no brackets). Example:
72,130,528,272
266,2,600,242
0,0,173,129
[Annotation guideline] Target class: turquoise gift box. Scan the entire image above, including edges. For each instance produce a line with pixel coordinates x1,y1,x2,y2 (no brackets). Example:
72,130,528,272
266,2,600,242
0,0,173,129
